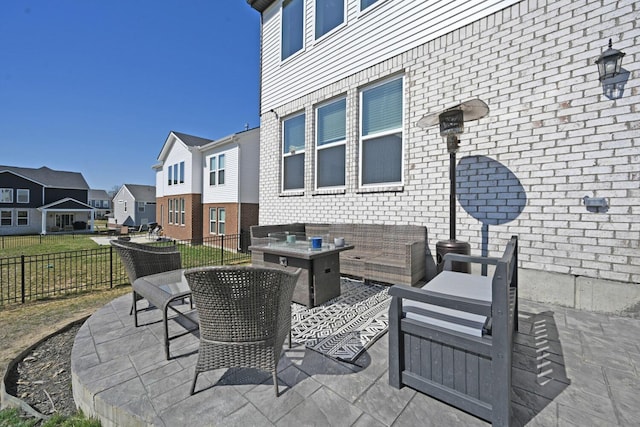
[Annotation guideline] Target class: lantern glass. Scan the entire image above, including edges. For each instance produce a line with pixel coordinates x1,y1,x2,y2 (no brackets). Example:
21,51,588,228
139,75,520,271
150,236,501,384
596,40,625,81
439,110,464,136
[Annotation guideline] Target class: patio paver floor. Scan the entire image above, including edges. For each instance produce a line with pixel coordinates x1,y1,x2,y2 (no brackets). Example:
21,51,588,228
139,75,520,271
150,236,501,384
71,293,640,426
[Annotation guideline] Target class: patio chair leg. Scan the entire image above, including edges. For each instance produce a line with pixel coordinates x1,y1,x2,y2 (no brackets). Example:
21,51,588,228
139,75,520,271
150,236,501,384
190,372,198,395
288,330,292,349
273,371,279,397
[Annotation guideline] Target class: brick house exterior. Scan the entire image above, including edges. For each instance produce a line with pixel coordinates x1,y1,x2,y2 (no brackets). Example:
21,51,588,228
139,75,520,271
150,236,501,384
154,129,260,242
247,0,639,314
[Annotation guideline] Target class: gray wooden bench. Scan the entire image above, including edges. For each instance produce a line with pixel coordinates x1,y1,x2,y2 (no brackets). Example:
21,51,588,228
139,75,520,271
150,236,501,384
388,236,518,426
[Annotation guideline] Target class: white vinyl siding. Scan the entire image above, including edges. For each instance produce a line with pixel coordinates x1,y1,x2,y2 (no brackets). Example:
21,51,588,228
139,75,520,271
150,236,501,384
315,97,346,189
260,0,520,110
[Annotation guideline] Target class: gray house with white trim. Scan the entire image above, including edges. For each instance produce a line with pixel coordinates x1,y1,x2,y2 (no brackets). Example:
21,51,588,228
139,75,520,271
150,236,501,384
112,184,156,228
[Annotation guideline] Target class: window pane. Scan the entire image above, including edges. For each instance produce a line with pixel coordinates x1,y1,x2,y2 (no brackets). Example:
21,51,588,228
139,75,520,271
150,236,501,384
362,133,402,184
218,209,226,235
362,78,402,136
168,166,172,185
17,189,29,203
218,154,225,169
1,211,11,225
179,161,185,183
317,98,346,146
283,153,305,190
316,0,344,39
218,170,225,185
218,155,225,185
282,0,304,60
317,145,345,187
17,211,28,225
210,208,216,233
361,0,379,10
284,114,305,153
1,189,12,203
173,164,178,185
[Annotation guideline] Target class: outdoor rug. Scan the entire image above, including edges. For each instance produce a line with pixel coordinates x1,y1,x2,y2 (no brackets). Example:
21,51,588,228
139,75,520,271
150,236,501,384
290,277,391,364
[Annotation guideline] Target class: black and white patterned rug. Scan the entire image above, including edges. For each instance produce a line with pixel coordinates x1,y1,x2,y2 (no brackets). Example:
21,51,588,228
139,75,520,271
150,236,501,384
290,278,391,364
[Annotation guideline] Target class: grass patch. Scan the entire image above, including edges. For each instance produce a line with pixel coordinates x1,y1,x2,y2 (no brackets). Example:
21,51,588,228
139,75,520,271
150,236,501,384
0,407,101,427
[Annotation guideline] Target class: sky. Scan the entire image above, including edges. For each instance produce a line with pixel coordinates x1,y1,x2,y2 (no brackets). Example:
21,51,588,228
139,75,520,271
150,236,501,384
1,0,261,192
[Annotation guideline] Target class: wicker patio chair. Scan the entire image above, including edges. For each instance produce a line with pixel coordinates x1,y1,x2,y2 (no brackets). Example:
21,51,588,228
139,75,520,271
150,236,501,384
184,265,301,396
110,240,182,323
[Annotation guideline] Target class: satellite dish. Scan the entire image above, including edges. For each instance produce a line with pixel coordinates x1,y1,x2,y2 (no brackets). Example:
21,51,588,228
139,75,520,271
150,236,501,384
417,99,489,128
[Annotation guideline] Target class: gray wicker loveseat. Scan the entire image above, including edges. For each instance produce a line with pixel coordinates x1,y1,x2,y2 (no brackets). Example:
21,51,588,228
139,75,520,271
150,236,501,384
250,223,427,286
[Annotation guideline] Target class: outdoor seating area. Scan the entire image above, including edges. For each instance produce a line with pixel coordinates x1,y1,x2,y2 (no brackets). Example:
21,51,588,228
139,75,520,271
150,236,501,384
250,223,427,286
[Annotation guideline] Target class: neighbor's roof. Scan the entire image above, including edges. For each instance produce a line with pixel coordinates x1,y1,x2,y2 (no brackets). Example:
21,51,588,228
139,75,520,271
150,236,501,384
89,189,110,200
172,131,213,147
247,0,275,12
123,184,156,202
0,165,89,189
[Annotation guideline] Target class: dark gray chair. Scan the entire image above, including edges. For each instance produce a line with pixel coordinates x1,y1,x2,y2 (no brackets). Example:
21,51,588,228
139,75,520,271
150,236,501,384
110,240,182,324
389,236,518,426
184,266,301,396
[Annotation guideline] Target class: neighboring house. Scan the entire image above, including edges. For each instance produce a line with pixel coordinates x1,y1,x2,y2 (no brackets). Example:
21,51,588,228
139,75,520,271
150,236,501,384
112,184,156,228
154,128,260,241
0,165,94,235
88,189,111,219
247,1,639,314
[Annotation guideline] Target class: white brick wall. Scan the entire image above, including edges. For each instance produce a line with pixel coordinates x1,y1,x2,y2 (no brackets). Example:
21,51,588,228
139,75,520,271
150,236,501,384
257,0,640,313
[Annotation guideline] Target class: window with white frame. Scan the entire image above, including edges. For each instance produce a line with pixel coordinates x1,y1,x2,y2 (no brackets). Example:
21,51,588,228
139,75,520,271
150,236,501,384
316,97,346,188
17,210,28,226
282,113,305,191
102,200,109,208
17,189,29,203
168,165,173,186
137,201,145,212
208,154,226,186
315,0,344,39
218,208,226,235
0,189,12,203
0,210,11,226
360,77,403,186
180,198,185,225
179,161,185,184
173,164,178,185
168,199,174,224
281,0,304,60
209,208,217,234
361,0,380,10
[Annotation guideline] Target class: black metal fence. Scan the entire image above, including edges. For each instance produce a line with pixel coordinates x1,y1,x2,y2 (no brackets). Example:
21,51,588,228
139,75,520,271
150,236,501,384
0,233,251,306
0,232,89,250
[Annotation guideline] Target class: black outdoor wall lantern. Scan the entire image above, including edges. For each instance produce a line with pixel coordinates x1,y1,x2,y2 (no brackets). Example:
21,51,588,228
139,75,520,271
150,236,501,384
418,99,489,273
595,39,626,81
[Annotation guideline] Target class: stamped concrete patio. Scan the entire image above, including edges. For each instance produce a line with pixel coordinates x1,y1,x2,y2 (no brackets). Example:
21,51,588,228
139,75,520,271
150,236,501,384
71,293,640,426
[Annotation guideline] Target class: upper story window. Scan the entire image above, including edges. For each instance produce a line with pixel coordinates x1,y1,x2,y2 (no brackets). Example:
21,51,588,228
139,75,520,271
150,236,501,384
179,161,185,184
137,201,145,212
208,154,226,186
360,76,404,187
168,165,173,186
316,97,346,189
282,113,306,191
0,189,12,203
315,0,344,39
360,0,380,11
16,189,29,203
281,0,304,60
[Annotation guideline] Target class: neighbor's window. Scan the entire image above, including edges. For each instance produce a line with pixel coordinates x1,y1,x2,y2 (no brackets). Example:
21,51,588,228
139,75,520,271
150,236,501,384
360,76,403,186
316,97,346,188
17,189,29,203
0,189,12,203
137,201,145,212
168,199,174,224
168,166,173,186
281,0,304,60
0,210,11,226
209,208,217,234
316,0,344,39
102,200,109,208
282,113,306,191
173,164,179,185
217,155,225,185
17,210,28,226
218,208,226,235
361,0,380,10
124,201,127,212
179,161,185,184
180,198,185,225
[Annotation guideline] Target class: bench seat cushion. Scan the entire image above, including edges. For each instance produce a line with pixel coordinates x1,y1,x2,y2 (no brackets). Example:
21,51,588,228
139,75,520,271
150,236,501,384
402,271,492,337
